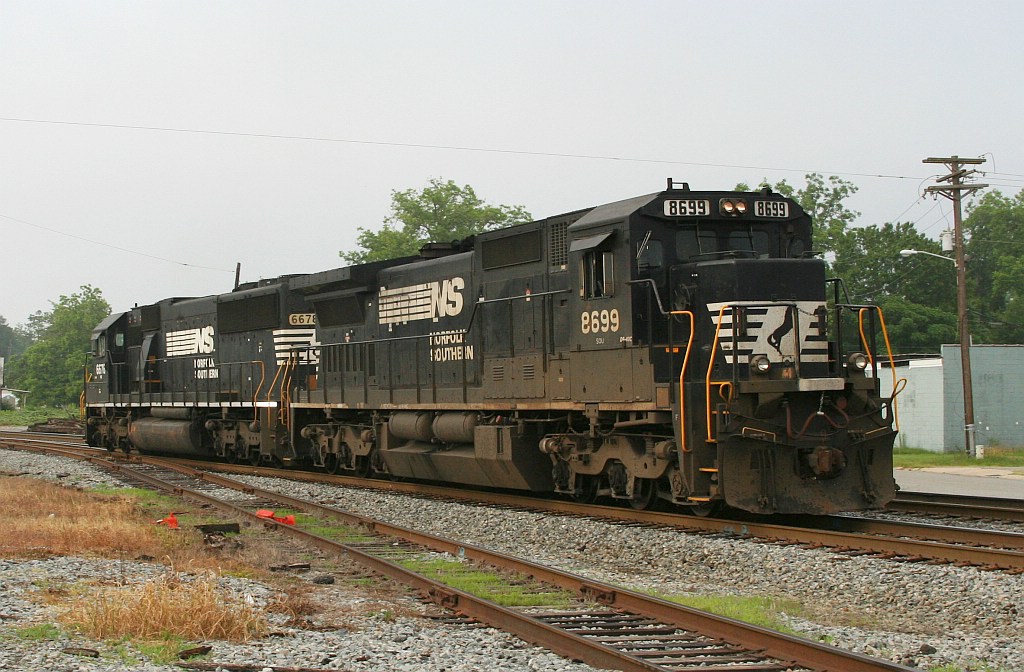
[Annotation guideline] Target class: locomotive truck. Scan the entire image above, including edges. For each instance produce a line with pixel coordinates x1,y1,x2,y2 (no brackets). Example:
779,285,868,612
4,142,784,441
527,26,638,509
86,181,900,514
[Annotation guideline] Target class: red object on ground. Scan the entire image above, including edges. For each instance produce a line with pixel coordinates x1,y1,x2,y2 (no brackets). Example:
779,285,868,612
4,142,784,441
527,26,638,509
154,512,179,529
255,509,295,525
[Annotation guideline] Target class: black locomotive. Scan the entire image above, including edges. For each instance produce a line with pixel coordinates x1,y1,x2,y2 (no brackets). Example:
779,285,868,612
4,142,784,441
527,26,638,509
85,181,900,514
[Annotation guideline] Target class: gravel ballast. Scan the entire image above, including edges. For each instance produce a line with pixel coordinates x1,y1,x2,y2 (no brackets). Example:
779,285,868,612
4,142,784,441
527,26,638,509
1,446,1022,671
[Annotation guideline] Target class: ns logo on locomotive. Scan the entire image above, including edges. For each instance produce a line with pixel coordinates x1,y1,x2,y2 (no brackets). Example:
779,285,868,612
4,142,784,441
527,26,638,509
85,180,902,515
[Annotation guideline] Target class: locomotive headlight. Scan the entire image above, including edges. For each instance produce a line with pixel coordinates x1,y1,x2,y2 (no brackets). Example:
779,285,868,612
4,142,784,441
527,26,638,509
750,354,771,375
719,198,748,216
848,352,869,371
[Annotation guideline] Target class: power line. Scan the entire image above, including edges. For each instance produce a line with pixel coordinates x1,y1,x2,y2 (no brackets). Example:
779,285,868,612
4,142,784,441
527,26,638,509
0,116,931,182
0,212,234,273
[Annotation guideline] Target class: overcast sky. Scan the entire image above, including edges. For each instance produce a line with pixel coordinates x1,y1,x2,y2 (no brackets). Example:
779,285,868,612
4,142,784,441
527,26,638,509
2,1,1022,325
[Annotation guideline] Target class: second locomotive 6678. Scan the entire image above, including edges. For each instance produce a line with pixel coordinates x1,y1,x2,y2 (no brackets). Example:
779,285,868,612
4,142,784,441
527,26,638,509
86,181,900,515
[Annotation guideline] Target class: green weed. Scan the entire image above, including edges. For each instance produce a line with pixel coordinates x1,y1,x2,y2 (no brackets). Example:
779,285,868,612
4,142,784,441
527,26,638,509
398,556,575,608
660,594,807,636
893,446,1024,469
16,623,62,641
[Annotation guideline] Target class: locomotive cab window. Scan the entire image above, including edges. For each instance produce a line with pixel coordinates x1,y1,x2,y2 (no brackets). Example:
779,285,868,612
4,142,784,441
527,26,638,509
580,250,614,299
636,237,663,277
676,225,772,260
729,228,771,257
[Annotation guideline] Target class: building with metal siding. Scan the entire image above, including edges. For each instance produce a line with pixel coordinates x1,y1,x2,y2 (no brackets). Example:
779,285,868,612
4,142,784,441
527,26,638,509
941,344,1024,453
883,345,1024,452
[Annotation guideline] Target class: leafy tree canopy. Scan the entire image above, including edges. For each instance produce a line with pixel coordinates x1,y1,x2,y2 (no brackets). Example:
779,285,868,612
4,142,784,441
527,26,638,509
6,285,110,407
0,316,30,364
735,174,968,352
736,173,860,263
963,189,1024,343
340,178,532,264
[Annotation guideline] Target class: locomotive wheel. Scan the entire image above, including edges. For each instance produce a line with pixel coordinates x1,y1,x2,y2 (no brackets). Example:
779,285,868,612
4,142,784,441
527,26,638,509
226,449,239,464
324,453,341,474
689,501,722,517
629,478,657,510
248,452,262,466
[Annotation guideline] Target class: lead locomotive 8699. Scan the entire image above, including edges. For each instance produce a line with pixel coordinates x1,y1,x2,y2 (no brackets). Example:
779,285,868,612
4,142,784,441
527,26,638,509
86,181,900,515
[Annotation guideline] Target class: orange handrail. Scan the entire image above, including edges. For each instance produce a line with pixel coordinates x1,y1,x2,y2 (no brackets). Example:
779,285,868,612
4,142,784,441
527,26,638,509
705,305,732,444
669,311,695,452
858,307,906,430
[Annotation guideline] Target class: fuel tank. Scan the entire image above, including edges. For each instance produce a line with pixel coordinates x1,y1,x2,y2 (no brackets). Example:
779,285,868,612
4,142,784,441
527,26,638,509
128,417,205,455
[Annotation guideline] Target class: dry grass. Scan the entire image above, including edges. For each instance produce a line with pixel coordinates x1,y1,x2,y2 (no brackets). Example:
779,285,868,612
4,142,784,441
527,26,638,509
60,569,268,642
267,585,323,627
2,477,274,647
0,477,168,558
0,477,402,653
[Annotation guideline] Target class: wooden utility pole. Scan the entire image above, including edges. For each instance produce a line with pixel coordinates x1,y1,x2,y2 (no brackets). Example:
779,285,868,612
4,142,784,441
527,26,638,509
923,156,987,457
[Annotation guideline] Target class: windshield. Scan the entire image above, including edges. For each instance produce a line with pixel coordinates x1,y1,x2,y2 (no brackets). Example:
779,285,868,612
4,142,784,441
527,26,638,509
676,226,771,260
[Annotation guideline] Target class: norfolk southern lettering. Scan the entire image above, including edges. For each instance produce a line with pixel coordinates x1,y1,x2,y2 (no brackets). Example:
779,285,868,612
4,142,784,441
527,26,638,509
429,329,474,362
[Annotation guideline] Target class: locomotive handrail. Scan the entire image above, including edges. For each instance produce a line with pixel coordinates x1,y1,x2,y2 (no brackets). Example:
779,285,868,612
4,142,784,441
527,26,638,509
249,360,266,423
626,278,670,316
310,288,572,352
857,307,905,431
278,351,299,427
475,288,570,306
89,358,268,409
670,310,695,452
80,370,92,419
265,359,287,405
703,302,801,444
705,305,731,444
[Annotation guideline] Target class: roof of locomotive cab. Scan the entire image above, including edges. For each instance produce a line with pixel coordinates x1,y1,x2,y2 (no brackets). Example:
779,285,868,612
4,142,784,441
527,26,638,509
568,187,808,235
91,311,127,338
568,192,660,232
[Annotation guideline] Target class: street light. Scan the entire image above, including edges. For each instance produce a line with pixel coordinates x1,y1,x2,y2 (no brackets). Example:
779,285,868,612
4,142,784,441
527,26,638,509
900,248,977,458
899,249,954,264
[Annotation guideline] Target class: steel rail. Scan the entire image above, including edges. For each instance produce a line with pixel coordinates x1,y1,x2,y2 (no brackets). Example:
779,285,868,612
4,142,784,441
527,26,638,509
167,457,1024,570
3,434,1021,571
0,438,914,672
890,491,1024,523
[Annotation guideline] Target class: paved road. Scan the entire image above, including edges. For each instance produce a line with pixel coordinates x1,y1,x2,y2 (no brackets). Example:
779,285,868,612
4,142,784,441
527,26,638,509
895,467,1024,500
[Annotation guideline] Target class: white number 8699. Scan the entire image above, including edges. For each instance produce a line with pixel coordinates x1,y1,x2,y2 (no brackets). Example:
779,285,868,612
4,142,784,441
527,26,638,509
581,308,620,334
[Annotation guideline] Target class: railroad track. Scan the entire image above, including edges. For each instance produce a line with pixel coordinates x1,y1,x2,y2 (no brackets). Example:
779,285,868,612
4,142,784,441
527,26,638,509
182,458,1024,572
1,436,916,672
5,429,1021,523
2,430,1022,572
888,490,1024,523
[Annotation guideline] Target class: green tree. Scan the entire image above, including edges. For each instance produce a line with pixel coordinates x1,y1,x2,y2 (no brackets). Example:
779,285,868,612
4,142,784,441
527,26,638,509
341,178,532,264
0,316,29,363
737,174,960,352
736,173,859,263
6,286,111,407
963,189,1024,344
